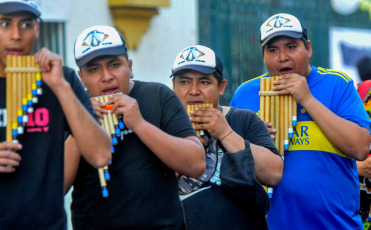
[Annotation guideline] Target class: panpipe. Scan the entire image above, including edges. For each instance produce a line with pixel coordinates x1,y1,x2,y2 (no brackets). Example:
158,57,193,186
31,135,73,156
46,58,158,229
5,55,42,143
259,76,297,198
259,76,297,156
187,103,213,137
91,93,125,198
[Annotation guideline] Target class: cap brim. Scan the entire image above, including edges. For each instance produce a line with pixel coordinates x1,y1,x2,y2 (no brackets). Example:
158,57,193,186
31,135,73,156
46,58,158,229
0,2,41,18
76,46,126,68
170,65,216,78
261,31,303,47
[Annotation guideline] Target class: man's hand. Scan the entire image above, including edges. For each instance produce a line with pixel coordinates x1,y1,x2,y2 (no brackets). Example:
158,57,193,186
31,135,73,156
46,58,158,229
273,73,314,107
190,107,231,141
357,156,371,178
90,98,108,120
265,121,276,140
108,94,144,131
34,48,66,93
0,142,22,173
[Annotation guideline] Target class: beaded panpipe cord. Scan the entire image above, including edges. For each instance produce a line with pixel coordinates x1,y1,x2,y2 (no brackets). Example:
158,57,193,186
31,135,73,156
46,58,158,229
5,55,42,143
259,76,297,197
91,93,125,198
186,103,213,137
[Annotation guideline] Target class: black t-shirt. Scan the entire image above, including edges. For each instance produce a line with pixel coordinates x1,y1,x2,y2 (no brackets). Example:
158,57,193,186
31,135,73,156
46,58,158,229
71,81,196,230
182,107,280,230
0,67,93,230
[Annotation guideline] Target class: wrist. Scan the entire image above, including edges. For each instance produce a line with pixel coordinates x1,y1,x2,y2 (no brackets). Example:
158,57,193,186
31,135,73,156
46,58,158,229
301,95,316,109
220,129,233,142
131,118,147,134
51,79,71,97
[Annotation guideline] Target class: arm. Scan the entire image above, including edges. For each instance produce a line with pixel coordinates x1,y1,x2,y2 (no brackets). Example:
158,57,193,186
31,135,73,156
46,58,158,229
109,94,205,178
34,48,111,168
0,142,22,173
64,136,81,194
274,73,370,160
64,97,114,194
191,106,283,186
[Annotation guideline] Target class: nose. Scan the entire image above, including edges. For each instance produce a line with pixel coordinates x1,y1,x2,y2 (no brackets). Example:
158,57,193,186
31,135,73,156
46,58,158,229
278,50,289,62
11,25,21,41
101,67,113,82
189,81,200,95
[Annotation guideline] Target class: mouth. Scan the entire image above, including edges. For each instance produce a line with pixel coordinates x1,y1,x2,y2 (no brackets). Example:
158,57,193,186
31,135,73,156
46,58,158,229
278,67,294,75
102,87,118,95
6,48,24,56
187,100,204,105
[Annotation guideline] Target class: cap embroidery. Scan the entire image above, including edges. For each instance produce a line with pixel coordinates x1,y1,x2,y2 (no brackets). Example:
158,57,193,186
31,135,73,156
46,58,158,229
266,16,291,29
179,47,205,64
82,30,109,48
80,30,111,54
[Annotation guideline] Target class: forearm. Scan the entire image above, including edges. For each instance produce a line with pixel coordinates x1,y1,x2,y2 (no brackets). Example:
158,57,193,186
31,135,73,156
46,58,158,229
219,130,245,152
250,144,283,186
64,136,81,194
54,81,111,167
302,97,370,160
133,120,205,178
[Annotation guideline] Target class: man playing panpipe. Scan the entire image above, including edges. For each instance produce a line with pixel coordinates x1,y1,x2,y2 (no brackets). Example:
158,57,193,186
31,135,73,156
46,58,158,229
64,25,205,230
171,45,283,230
230,13,370,230
0,1,111,229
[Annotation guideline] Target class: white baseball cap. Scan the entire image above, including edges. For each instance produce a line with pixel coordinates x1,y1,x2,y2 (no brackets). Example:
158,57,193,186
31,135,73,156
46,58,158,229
74,25,128,68
171,45,223,81
0,0,41,18
260,13,307,47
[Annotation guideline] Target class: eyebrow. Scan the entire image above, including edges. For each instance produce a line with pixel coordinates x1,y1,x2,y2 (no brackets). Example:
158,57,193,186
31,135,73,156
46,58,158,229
176,74,213,82
266,40,298,49
85,57,121,67
0,17,35,22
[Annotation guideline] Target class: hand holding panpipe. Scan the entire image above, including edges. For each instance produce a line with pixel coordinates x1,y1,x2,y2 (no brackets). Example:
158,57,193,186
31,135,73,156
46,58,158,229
90,93,126,198
187,103,213,137
5,55,42,143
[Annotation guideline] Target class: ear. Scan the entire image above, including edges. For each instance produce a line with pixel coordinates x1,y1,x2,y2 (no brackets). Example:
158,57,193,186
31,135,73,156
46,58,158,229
218,80,227,96
171,77,175,91
128,59,133,72
307,40,313,59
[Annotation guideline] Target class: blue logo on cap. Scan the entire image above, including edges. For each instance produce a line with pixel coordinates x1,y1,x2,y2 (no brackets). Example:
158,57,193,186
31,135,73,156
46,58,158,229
179,47,205,63
82,30,109,48
266,16,291,28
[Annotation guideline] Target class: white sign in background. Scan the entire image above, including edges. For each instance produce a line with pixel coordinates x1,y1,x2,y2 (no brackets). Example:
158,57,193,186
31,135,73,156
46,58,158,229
330,27,371,85
34,0,70,22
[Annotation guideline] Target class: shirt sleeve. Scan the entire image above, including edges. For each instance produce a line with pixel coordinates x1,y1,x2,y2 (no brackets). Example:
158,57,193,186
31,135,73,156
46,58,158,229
159,85,197,138
230,78,262,113
335,79,371,132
